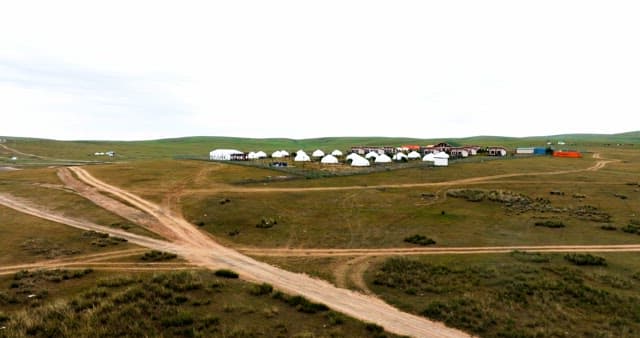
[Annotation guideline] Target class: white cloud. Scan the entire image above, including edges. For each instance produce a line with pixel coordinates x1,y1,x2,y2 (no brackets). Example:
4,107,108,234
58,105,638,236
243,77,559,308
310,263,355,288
1,0,639,140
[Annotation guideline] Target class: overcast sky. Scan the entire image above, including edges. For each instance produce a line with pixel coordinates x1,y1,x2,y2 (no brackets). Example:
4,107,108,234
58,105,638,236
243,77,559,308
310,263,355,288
1,1,639,140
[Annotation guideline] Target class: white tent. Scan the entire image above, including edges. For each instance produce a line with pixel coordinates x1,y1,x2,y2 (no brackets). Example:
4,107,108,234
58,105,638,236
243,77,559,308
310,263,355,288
393,153,409,161
271,150,284,158
294,151,311,162
331,149,343,157
365,151,379,159
408,151,422,159
209,149,243,161
350,155,370,167
375,154,392,163
312,149,325,158
346,153,360,161
433,151,450,167
422,153,436,162
255,151,267,159
247,151,258,160
320,154,339,164
280,150,289,157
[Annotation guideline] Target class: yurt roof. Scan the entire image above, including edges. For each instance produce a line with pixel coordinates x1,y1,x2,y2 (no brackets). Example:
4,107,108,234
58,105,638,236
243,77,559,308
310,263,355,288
320,154,339,164
434,151,450,159
312,149,325,157
408,151,421,159
331,150,343,156
365,151,379,159
375,154,392,163
350,156,370,167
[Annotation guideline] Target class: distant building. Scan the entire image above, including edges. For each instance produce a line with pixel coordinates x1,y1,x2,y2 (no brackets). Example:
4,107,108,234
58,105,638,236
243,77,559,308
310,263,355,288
450,147,469,158
487,147,508,156
210,149,243,161
553,150,582,158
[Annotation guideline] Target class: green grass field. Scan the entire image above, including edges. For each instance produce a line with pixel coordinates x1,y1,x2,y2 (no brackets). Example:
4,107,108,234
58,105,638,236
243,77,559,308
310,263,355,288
1,134,639,337
0,269,398,337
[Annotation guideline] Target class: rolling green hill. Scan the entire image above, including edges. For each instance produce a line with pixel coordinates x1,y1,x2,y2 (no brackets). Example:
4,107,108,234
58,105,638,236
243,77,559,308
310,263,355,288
1,131,637,162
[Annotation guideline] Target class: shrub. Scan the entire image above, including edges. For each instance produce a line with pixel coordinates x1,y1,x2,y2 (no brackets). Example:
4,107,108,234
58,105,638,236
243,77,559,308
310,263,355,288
564,254,607,266
272,292,329,313
214,269,239,279
141,250,178,262
250,283,274,296
534,220,565,228
510,250,550,263
404,235,436,246
256,217,277,229
600,225,617,231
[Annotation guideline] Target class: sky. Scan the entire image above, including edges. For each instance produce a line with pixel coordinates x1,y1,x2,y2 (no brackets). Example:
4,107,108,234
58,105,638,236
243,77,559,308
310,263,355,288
1,1,639,140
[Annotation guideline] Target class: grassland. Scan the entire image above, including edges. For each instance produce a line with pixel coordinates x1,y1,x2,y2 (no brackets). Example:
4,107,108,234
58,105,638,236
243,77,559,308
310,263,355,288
1,134,639,337
366,252,640,338
1,132,638,162
0,269,398,337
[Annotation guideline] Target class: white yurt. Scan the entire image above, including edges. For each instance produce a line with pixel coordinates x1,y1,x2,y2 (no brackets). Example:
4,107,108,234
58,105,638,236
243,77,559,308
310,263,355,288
393,153,409,161
433,151,450,166
320,154,339,164
346,153,360,161
294,151,311,162
255,151,267,159
331,149,343,157
408,151,422,159
365,151,379,159
247,151,258,160
209,149,243,161
422,153,436,162
271,150,284,158
375,154,392,164
312,149,325,158
350,155,370,167
280,150,289,157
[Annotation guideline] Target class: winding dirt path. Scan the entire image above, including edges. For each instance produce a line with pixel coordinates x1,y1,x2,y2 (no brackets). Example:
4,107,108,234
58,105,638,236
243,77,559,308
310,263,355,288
181,157,618,194
55,167,475,338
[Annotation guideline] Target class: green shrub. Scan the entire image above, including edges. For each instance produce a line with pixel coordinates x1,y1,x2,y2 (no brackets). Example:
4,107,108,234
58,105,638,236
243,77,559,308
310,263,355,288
141,250,178,262
510,250,550,263
214,269,239,279
600,224,617,231
564,254,607,266
534,220,565,228
250,283,274,296
404,234,436,246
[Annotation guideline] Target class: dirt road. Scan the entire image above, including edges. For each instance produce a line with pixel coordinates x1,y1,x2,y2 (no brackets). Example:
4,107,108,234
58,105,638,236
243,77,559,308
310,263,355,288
182,158,618,194
239,244,640,257
61,167,473,338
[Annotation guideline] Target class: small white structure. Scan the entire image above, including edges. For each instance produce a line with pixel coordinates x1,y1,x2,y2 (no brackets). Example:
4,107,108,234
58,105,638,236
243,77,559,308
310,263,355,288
365,151,379,159
255,151,267,159
393,153,409,161
375,154,392,164
422,153,436,162
294,151,311,162
312,149,325,158
10,156,18,161
247,151,259,160
346,153,360,161
515,147,535,155
210,149,243,161
407,151,421,159
280,150,289,157
350,155,370,167
433,151,450,166
331,149,343,157
320,154,339,164
271,150,284,158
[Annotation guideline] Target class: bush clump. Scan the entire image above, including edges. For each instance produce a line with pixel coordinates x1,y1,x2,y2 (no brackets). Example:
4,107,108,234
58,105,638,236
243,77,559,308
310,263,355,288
250,283,274,296
600,225,617,231
214,269,239,279
534,220,565,228
564,254,607,266
510,250,550,263
272,292,329,314
256,217,278,229
141,250,178,262
404,235,436,246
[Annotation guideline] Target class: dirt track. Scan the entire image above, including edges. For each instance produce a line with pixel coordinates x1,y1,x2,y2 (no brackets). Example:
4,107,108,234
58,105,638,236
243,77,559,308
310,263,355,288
183,157,618,194
62,167,473,338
